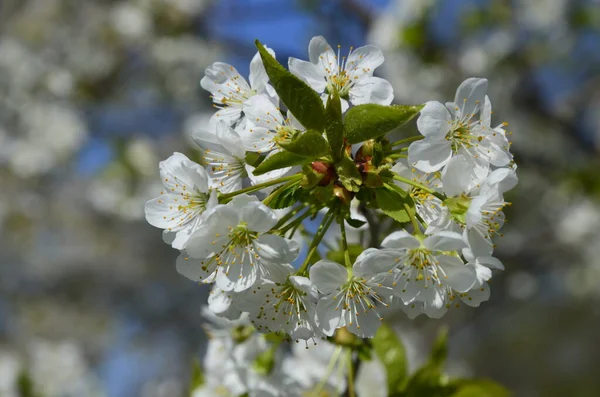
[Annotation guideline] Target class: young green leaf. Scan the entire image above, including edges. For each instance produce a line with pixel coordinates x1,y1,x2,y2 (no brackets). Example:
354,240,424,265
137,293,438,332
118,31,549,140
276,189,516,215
345,104,424,144
375,185,412,223
252,151,308,175
189,359,205,394
336,154,362,192
279,130,329,157
373,323,408,394
264,180,303,209
325,92,345,160
255,40,325,131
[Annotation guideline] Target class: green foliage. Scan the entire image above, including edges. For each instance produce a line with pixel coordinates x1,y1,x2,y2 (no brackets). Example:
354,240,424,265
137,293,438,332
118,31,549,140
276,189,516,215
336,154,362,192
373,323,408,394
279,130,329,157
344,104,424,144
264,179,303,209
255,40,325,131
252,151,307,175
326,243,364,265
188,359,205,395
17,371,38,397
325,92,345,161
345,217,366,228
253,344,278,376
375,184,413,223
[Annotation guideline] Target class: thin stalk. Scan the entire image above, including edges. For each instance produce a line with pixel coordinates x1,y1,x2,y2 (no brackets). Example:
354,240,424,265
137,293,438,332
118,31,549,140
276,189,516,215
313,345,343,395
219,173,302,201
339,217,352,268
279,207,315,234
272,204,306,230
297,211,335,275
392,175,445,200
390,135,423,147
388,153,408,160
405,202,423,236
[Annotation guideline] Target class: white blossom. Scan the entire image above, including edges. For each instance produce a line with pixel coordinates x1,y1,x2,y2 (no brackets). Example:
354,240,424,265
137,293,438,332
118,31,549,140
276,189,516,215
408,78,511,174
376,230,477,318
289,36,393,110
201,48,275,129
310,250,394,338
144,152,217,249
177,194,299,292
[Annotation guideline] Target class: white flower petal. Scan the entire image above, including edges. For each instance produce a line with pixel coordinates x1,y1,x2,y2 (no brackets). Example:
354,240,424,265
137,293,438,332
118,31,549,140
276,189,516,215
417,101,451,138
454,77,488,118
438,255,476,292
310,260,348,294
381,230,421,249
241,201,278,232
349,76,394,106
288,58,327,92
254,234,299,264
424,231,467,251
176,253,214,283
408,138,452,172
315,296,342,336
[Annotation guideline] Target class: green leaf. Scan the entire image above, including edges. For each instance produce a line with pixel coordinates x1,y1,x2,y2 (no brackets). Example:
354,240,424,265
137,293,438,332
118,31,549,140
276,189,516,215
345,104,424,144
253,151,307,175
346,217,366,228
255,40,325,131
449,380,511,397
279,130,329,157
326,244,365,265
336,154,362,192
375,185,411,223
325,93,345,160
373,323,408,394
429,326,449,369
265,180,303,209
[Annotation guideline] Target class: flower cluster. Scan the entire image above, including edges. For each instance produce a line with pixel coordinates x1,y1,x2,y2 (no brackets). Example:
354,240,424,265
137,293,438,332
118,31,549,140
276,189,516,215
145,35,517,343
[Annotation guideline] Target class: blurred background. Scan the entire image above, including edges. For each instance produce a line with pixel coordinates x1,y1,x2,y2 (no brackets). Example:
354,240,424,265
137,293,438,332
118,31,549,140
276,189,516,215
1,0,599,396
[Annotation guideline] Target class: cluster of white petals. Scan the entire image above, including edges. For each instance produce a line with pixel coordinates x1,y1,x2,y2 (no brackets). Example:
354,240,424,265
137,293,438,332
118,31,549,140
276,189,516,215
145,35,518,352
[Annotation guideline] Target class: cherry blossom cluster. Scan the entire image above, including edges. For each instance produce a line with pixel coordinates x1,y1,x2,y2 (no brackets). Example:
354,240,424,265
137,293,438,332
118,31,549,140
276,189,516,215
145,35,517,344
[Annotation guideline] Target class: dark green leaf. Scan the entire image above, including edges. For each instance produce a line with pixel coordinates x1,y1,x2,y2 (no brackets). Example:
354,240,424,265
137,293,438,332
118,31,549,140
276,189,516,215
373,323,408,394
346,217,366,228
375,185,411,223
255,40,325,131
265,180,303,209
325,93,345,160
252,151,307,175
345,104,424,144
279,130,329,157
336,155,362,192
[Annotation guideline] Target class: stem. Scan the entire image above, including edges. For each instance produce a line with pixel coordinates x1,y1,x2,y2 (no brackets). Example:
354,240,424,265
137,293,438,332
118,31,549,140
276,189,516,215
343,350,359,397
279,207,315,234
339,217,352,268
388,153,408,160
389,147,409,154
405,202,423,236
390,135,423,147
313,345,343,395
358,202,380,248
272,204,305,230
219,174,302,201
297,210,336,275
392,175,445,200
